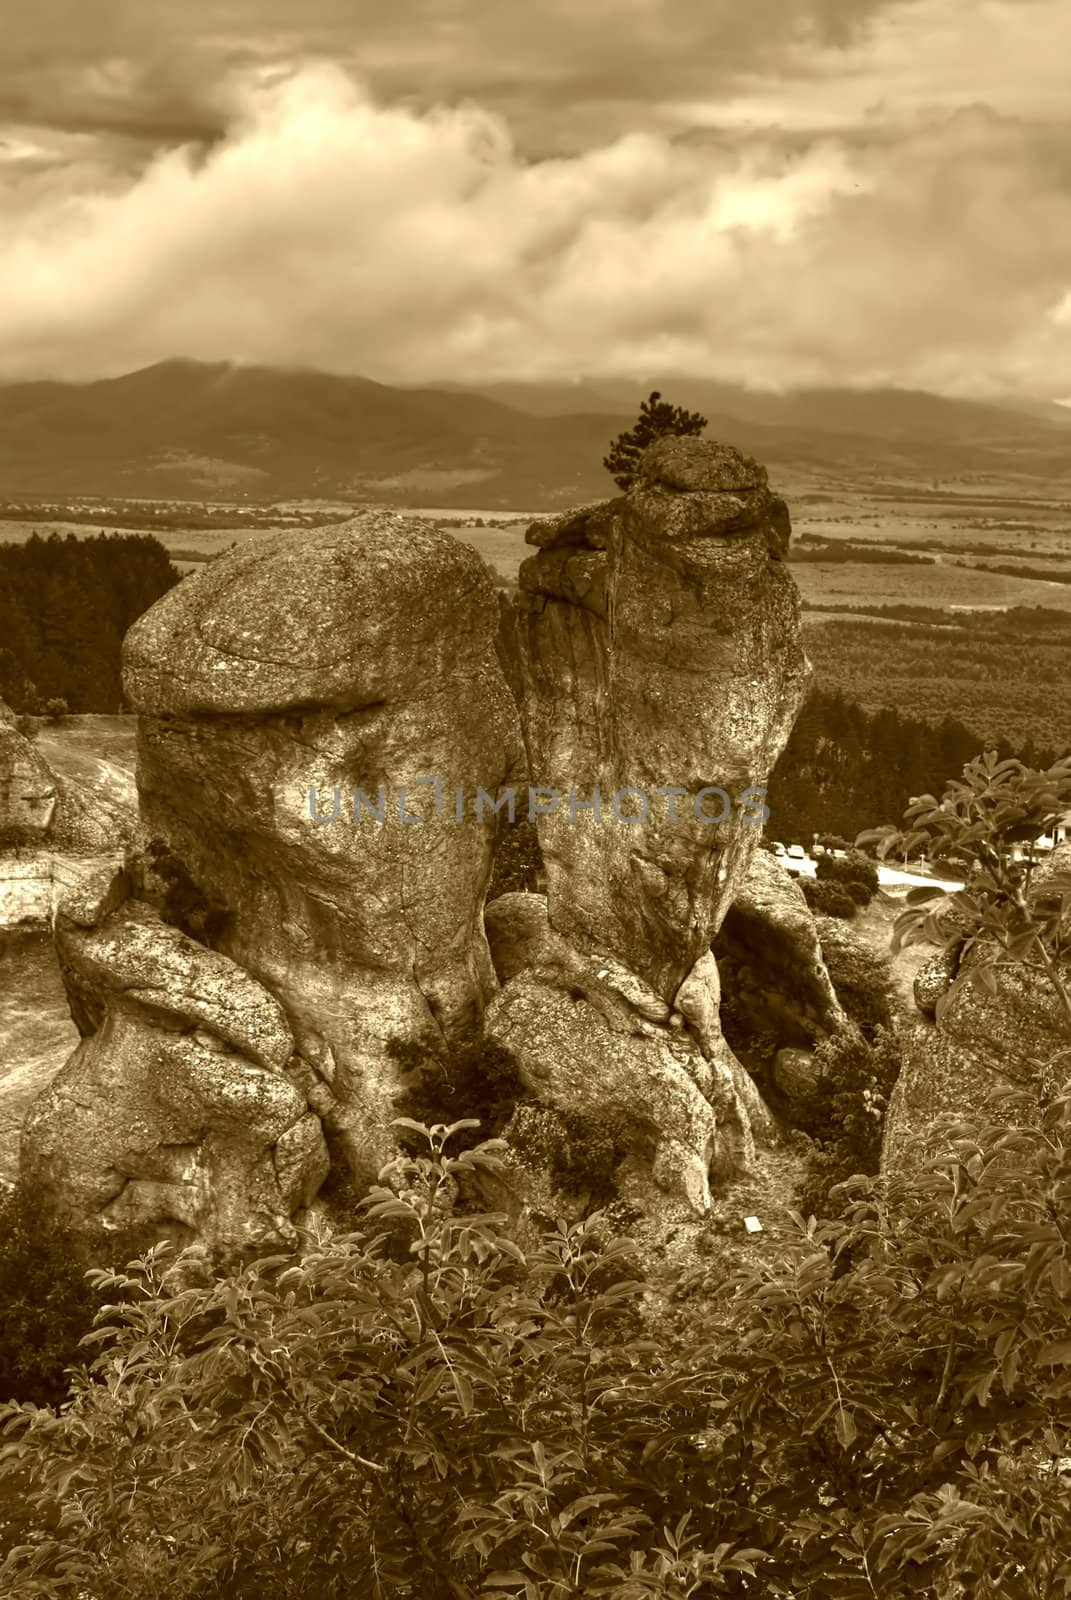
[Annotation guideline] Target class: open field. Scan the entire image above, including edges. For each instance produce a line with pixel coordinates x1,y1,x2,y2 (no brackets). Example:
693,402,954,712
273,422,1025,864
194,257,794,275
4,489,1070,751
791,558,1071,614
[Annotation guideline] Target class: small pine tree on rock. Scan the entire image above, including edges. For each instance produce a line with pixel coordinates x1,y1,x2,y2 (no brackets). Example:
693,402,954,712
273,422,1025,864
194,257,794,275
603,389,708,492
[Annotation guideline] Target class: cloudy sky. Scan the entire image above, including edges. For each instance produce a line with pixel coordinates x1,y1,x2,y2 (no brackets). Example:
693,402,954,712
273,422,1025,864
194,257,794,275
2,0,1069,396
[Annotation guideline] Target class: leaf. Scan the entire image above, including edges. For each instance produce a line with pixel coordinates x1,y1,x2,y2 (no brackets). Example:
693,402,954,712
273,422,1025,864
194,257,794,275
834,1408,858,1448
973,963,999,997
905,885,946,906
1037,1339,1071,1366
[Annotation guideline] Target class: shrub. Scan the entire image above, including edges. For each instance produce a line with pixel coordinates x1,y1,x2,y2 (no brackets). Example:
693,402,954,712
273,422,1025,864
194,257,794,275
801,879,855,918
815,851,879,906
603,390,708,492
143,838,231,944
791,1025,903,1219
862,749,1071,1031
41,698,68,721
4,1098,1071,1598
0,1189,99,1410
0,1189,144,1410
488,816,543,897
508,1101,648,1212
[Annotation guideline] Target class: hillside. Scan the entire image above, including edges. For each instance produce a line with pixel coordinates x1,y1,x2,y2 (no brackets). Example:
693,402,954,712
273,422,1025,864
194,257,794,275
1,360,1071,507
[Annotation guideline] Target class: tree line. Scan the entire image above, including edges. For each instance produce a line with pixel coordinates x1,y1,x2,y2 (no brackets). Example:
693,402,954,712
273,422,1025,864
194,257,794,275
0,532,179,714
765,685,1057,847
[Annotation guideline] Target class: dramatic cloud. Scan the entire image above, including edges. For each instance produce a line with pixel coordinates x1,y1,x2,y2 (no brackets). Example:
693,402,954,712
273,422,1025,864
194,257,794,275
0,0,1068,395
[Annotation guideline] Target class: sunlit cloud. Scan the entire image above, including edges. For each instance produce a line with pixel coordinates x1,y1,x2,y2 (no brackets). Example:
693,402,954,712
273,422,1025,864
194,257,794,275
0,0,1068,396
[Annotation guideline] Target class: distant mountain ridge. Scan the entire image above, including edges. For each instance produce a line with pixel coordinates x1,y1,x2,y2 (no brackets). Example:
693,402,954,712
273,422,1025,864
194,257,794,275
1,359,1068,508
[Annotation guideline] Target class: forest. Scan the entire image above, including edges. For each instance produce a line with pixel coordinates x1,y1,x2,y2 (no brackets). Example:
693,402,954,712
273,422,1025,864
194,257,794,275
802,606,1071,754
0,532,179,713
788,540,934,566
764,686,1054,845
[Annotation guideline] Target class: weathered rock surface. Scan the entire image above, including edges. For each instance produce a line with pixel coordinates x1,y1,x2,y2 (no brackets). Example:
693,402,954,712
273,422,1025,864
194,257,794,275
512,436,809,1000
912,943,962,1018
714,848,846,1046
487,438,810,1216
23,889,328,1257
0,712,134,927
0,716,57,847
23,512,524,1252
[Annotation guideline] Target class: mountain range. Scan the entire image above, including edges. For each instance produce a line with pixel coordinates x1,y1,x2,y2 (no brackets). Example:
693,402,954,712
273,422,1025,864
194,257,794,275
1,359,1069,508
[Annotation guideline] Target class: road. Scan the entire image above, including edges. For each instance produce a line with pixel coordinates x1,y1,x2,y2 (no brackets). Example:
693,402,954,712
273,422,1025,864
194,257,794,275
782,854,964,893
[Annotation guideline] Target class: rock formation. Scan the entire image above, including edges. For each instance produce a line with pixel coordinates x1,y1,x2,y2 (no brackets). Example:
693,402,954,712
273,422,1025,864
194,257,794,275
22,446,814,1253
0,703,57,848
0,702,134,928
22,513,523,1254
486,437,810,1217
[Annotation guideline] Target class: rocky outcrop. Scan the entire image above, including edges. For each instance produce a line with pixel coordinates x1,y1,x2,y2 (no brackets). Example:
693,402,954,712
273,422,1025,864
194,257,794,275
22,452,814,1252
0,707,134,928
0,711,58,849
22,512,524,1253
486,437,810,1217
23,870,328,1259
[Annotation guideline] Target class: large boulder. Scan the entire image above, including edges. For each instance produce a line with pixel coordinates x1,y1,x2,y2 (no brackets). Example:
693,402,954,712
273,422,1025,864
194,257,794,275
22,883,327,1258
487,438,810,1217
22,512,524,1254
511,437,808,999
126,513,525,1185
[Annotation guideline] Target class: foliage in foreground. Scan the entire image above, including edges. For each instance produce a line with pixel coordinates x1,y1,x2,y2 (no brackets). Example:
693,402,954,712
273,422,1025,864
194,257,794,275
861,750,1071,1032
1,1085,1069,1599
0,1189,102,1410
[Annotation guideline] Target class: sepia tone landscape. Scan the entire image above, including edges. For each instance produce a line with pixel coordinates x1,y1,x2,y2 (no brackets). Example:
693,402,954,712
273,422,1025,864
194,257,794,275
0,0,1069,1594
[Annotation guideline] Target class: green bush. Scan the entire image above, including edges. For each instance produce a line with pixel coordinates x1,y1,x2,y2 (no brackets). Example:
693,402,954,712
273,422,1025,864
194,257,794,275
0,1189,145,1410
0,1189,99,1409
508,1102,647,1212
801,879,856,919
488,817,543,897
815,851,879,907
143,838,231,945
864,749,1071,1033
